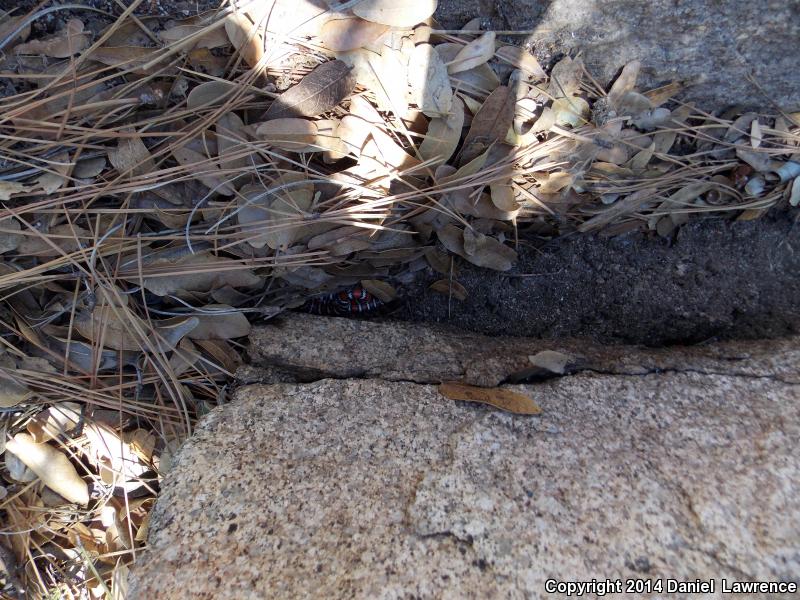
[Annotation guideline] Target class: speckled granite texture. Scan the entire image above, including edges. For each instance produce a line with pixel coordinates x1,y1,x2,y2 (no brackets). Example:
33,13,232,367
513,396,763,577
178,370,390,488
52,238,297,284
129,329,800,599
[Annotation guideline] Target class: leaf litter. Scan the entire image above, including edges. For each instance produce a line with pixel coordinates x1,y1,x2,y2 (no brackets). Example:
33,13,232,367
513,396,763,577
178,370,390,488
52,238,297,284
0,0,798,596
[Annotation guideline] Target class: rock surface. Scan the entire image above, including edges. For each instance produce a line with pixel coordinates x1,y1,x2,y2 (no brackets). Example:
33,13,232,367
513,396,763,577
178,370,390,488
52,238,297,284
130,327,800,599
435,0,800,109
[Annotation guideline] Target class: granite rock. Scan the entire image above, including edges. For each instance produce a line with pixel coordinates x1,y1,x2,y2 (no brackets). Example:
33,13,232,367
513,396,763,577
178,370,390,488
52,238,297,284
435,0,800,109
129,331,800,599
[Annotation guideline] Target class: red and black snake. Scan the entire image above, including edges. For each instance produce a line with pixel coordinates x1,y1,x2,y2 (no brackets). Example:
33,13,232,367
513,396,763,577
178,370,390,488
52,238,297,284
301,285,384,316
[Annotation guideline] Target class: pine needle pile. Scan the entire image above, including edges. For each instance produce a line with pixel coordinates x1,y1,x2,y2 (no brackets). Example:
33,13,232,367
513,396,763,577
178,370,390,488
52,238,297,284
0,0,798,595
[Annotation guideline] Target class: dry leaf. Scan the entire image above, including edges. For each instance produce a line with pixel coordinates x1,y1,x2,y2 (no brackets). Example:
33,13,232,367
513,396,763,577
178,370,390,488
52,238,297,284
158,24,229,49
321,17,389,52
437,224,517,271
490,183,521,212
461,85,515,164
265,60,356,119
6,433,89,505
0,217,22,253
256,118,319,152
108,136,155,177
360,279,396,302
419,97,465,164
408,44,453,117
496,45,545,80
0,371,31,408
27,402,82,443
225,12,264,68
14,19,90,58
187,305,251,339
438,382,541,415
186,81,237,109
528,350,572,374
448,31,495,74
552,96,590,127
430,279,467,300
437,43,500,95
352,0,438,28
122,250,261,297
0,181,27,201
172,145,236,195
237,174,314,249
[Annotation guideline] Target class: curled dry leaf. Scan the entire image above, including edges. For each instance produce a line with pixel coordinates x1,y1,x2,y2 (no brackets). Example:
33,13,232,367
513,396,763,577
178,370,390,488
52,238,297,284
256,119,319,152
437,43,501,96
5,433,89,505
265,60,356,119
352,0,438,28
461,85,515,165
408,44,453,117
321,17,389,52
0,182,28,202
448,31,496,74
430,279,467,301
528,350,573,374
438,382,541,415
158,24,229,49
419,97,465,164
225,12,264,68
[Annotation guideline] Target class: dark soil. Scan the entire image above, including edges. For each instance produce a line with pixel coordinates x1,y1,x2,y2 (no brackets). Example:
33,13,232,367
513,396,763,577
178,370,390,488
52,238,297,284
394,212,800,346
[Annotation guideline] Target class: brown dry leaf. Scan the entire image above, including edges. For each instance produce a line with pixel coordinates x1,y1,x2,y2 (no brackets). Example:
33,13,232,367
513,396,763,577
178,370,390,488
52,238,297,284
438,382,541,415
90,46,168,74
74,156,106,178
216,111,249,170
187,305,250,340
578,186,657,232
158,24,229,49
0,370,31,408
419,97,465,164
552,96,590,127
0,217,22,253
186,81,237,110
172,145,236,195
548,56,583,98
0,181,28,201
408,44,453,117
436,43,501,96
352,0,438,28
608,60,641,108
461,86,514,164
108,136,155,178
123,250,261,297
321,17,389,52
5,433,89,505
437,224,517,271
266,60,356,119
361,279,396,302
255,118,320,152
26,402,82,443
225,12,264,68
14,18,90,58
496,45,545,80
490,183,521,211
237,174,315,249
35,151,71,194
448,31,496,74
430,279,467,300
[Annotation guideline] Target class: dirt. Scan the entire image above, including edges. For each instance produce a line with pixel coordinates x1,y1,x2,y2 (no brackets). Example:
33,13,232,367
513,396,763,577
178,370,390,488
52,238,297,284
394,211,800,346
